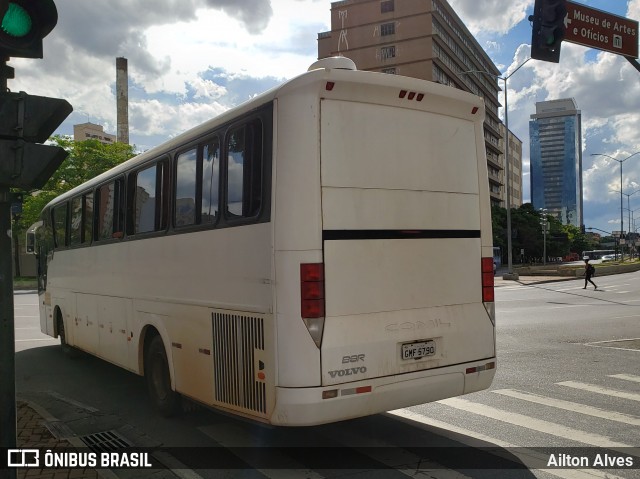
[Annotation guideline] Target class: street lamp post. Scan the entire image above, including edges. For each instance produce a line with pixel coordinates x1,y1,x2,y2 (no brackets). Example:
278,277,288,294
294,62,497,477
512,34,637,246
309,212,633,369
591,152,640,262
461,57,531,280
608,188,640,259
539,208,548,265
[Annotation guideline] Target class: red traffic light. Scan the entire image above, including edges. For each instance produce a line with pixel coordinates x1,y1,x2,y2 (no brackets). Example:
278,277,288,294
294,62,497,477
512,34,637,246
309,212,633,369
0,0,58,58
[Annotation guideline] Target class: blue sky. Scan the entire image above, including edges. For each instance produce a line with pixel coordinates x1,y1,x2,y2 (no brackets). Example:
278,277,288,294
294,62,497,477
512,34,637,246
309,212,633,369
8,0,640,236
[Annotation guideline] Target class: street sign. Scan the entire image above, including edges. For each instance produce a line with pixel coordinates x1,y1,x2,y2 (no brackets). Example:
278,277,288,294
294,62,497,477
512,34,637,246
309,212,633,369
564,1,639,58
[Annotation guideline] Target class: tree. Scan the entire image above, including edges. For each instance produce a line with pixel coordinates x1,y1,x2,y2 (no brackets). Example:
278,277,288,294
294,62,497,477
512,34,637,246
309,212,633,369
12,137,136,276
16,137,135,230
564,225,595,256
492,203,596,263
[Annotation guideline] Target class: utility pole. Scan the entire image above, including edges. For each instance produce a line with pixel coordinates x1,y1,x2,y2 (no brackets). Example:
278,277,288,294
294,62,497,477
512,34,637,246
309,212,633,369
0,56,17,474
0,3,71,470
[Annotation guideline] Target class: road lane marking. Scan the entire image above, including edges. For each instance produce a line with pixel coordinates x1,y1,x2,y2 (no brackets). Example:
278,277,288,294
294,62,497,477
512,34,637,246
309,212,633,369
389,409,627,479
437,397,637,453
320,421,471,478
492,389,640,425
558,381,640,402
199,423,325,479
609,373,640,383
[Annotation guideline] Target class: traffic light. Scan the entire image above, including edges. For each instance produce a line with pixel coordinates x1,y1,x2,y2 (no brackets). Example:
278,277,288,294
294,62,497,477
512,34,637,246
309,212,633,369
0,91,72,189
0,0,58,58
530,0,567,63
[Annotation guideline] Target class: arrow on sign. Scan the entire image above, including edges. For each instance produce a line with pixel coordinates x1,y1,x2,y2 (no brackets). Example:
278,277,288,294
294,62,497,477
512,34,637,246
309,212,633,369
564,14,571,29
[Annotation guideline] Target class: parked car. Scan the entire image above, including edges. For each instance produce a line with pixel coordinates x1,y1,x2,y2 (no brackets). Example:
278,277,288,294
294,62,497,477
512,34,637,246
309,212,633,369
563,252,580,262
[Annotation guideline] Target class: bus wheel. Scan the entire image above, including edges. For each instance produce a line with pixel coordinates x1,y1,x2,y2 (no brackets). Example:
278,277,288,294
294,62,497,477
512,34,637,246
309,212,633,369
57,316,79,358
145,335,180,417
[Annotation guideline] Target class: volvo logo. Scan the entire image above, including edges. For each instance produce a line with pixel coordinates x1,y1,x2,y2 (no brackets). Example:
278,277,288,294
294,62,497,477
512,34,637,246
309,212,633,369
328,367,367,378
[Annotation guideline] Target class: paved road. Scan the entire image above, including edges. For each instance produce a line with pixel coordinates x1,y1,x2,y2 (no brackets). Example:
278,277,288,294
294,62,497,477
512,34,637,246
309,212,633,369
12,273,640,478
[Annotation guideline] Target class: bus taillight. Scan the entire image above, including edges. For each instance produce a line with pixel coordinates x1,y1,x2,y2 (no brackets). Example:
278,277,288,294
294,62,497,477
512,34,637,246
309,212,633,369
301,263,325,347
481,257,494,303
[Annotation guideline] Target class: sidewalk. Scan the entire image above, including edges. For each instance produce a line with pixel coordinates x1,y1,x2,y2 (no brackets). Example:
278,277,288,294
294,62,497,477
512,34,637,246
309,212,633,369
12,399,184,479
494,273,578,287
14,400,102,479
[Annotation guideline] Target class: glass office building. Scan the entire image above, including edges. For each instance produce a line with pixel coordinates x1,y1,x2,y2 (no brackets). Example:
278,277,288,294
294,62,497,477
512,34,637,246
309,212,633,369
529,99,583,228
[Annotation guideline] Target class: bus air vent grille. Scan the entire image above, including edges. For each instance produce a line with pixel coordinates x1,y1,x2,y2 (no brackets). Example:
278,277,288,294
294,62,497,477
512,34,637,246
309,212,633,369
212,312,266,415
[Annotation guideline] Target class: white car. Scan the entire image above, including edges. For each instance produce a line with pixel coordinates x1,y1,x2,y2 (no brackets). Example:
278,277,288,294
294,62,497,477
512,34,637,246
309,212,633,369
601,254,617,262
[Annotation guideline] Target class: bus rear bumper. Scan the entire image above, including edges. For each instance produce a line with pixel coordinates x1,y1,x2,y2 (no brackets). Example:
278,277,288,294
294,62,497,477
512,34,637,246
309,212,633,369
270,359,496,426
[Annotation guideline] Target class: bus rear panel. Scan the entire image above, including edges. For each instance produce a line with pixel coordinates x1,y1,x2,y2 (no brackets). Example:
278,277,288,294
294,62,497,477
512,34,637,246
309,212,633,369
270,65,495,425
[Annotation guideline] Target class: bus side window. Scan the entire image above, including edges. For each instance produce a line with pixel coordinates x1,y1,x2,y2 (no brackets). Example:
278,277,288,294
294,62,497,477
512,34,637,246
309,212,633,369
202,139,220,224
134,163,159,233
226,120,262,219
96,179,125,240
52,203,68,249
175,148,198,227
70,196,83,246
83,193,94,244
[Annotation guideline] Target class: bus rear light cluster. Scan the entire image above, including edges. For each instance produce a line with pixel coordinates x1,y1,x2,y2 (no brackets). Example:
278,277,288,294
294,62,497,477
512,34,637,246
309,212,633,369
399,90,424,101
301,263,326,347
481,257,495,303
322,385,372,399
466,361,496,374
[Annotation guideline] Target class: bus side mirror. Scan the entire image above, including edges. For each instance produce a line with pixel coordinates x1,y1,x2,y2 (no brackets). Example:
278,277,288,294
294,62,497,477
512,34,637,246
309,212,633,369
26,221,43,254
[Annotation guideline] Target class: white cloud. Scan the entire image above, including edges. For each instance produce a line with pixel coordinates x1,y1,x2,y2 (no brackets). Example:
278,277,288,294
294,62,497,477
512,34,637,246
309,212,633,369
11,0,640,235
448,0,532,35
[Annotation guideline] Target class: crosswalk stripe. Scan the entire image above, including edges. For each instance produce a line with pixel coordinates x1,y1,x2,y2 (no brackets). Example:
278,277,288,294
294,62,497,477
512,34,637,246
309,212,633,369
492,389,640,425
558,381,640,402
609,373,640,383
321,421,471,479
389,409,626,479
437,397,637,454
199,423,325,479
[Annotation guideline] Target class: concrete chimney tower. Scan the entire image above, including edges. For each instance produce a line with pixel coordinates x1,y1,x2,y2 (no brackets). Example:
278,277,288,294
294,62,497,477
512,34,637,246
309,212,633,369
116,57,129,145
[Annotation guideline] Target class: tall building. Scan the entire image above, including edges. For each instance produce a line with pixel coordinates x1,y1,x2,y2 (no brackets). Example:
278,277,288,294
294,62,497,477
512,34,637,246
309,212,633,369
500,124,523,208
318,0,511,208
529,98,583,228
73,123,116,145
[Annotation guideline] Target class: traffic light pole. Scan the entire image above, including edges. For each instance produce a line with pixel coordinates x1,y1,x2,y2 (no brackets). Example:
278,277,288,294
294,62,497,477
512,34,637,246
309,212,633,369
0,57,17,478
0,185,16,453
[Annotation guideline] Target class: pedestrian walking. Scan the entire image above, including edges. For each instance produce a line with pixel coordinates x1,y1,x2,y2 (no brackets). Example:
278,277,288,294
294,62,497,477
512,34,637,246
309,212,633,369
583,259,597,290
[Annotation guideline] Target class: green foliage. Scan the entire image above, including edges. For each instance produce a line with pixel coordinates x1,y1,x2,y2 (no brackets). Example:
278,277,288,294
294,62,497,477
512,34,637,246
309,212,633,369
14,137,136,230
492,203,598,262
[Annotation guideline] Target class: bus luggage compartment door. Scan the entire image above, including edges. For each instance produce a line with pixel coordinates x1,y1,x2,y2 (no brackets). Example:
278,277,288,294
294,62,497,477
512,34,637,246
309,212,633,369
320,236,493,385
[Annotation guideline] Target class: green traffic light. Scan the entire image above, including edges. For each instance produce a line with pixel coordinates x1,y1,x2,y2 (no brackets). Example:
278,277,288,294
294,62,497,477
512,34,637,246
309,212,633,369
1,3,33,38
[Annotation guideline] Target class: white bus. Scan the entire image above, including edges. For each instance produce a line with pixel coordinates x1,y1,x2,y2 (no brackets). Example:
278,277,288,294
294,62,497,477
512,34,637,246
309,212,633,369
29,57,496,426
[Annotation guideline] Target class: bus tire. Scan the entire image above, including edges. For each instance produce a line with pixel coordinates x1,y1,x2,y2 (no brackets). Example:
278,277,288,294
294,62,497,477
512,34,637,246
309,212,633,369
145,335,180,417
57,315,79,358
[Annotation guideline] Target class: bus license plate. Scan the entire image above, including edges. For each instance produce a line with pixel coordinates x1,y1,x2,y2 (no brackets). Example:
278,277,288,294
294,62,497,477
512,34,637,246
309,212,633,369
401,340,436,360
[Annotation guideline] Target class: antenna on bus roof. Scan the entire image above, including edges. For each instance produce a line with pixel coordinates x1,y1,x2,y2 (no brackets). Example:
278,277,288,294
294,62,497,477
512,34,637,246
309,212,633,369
308,56,356,71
